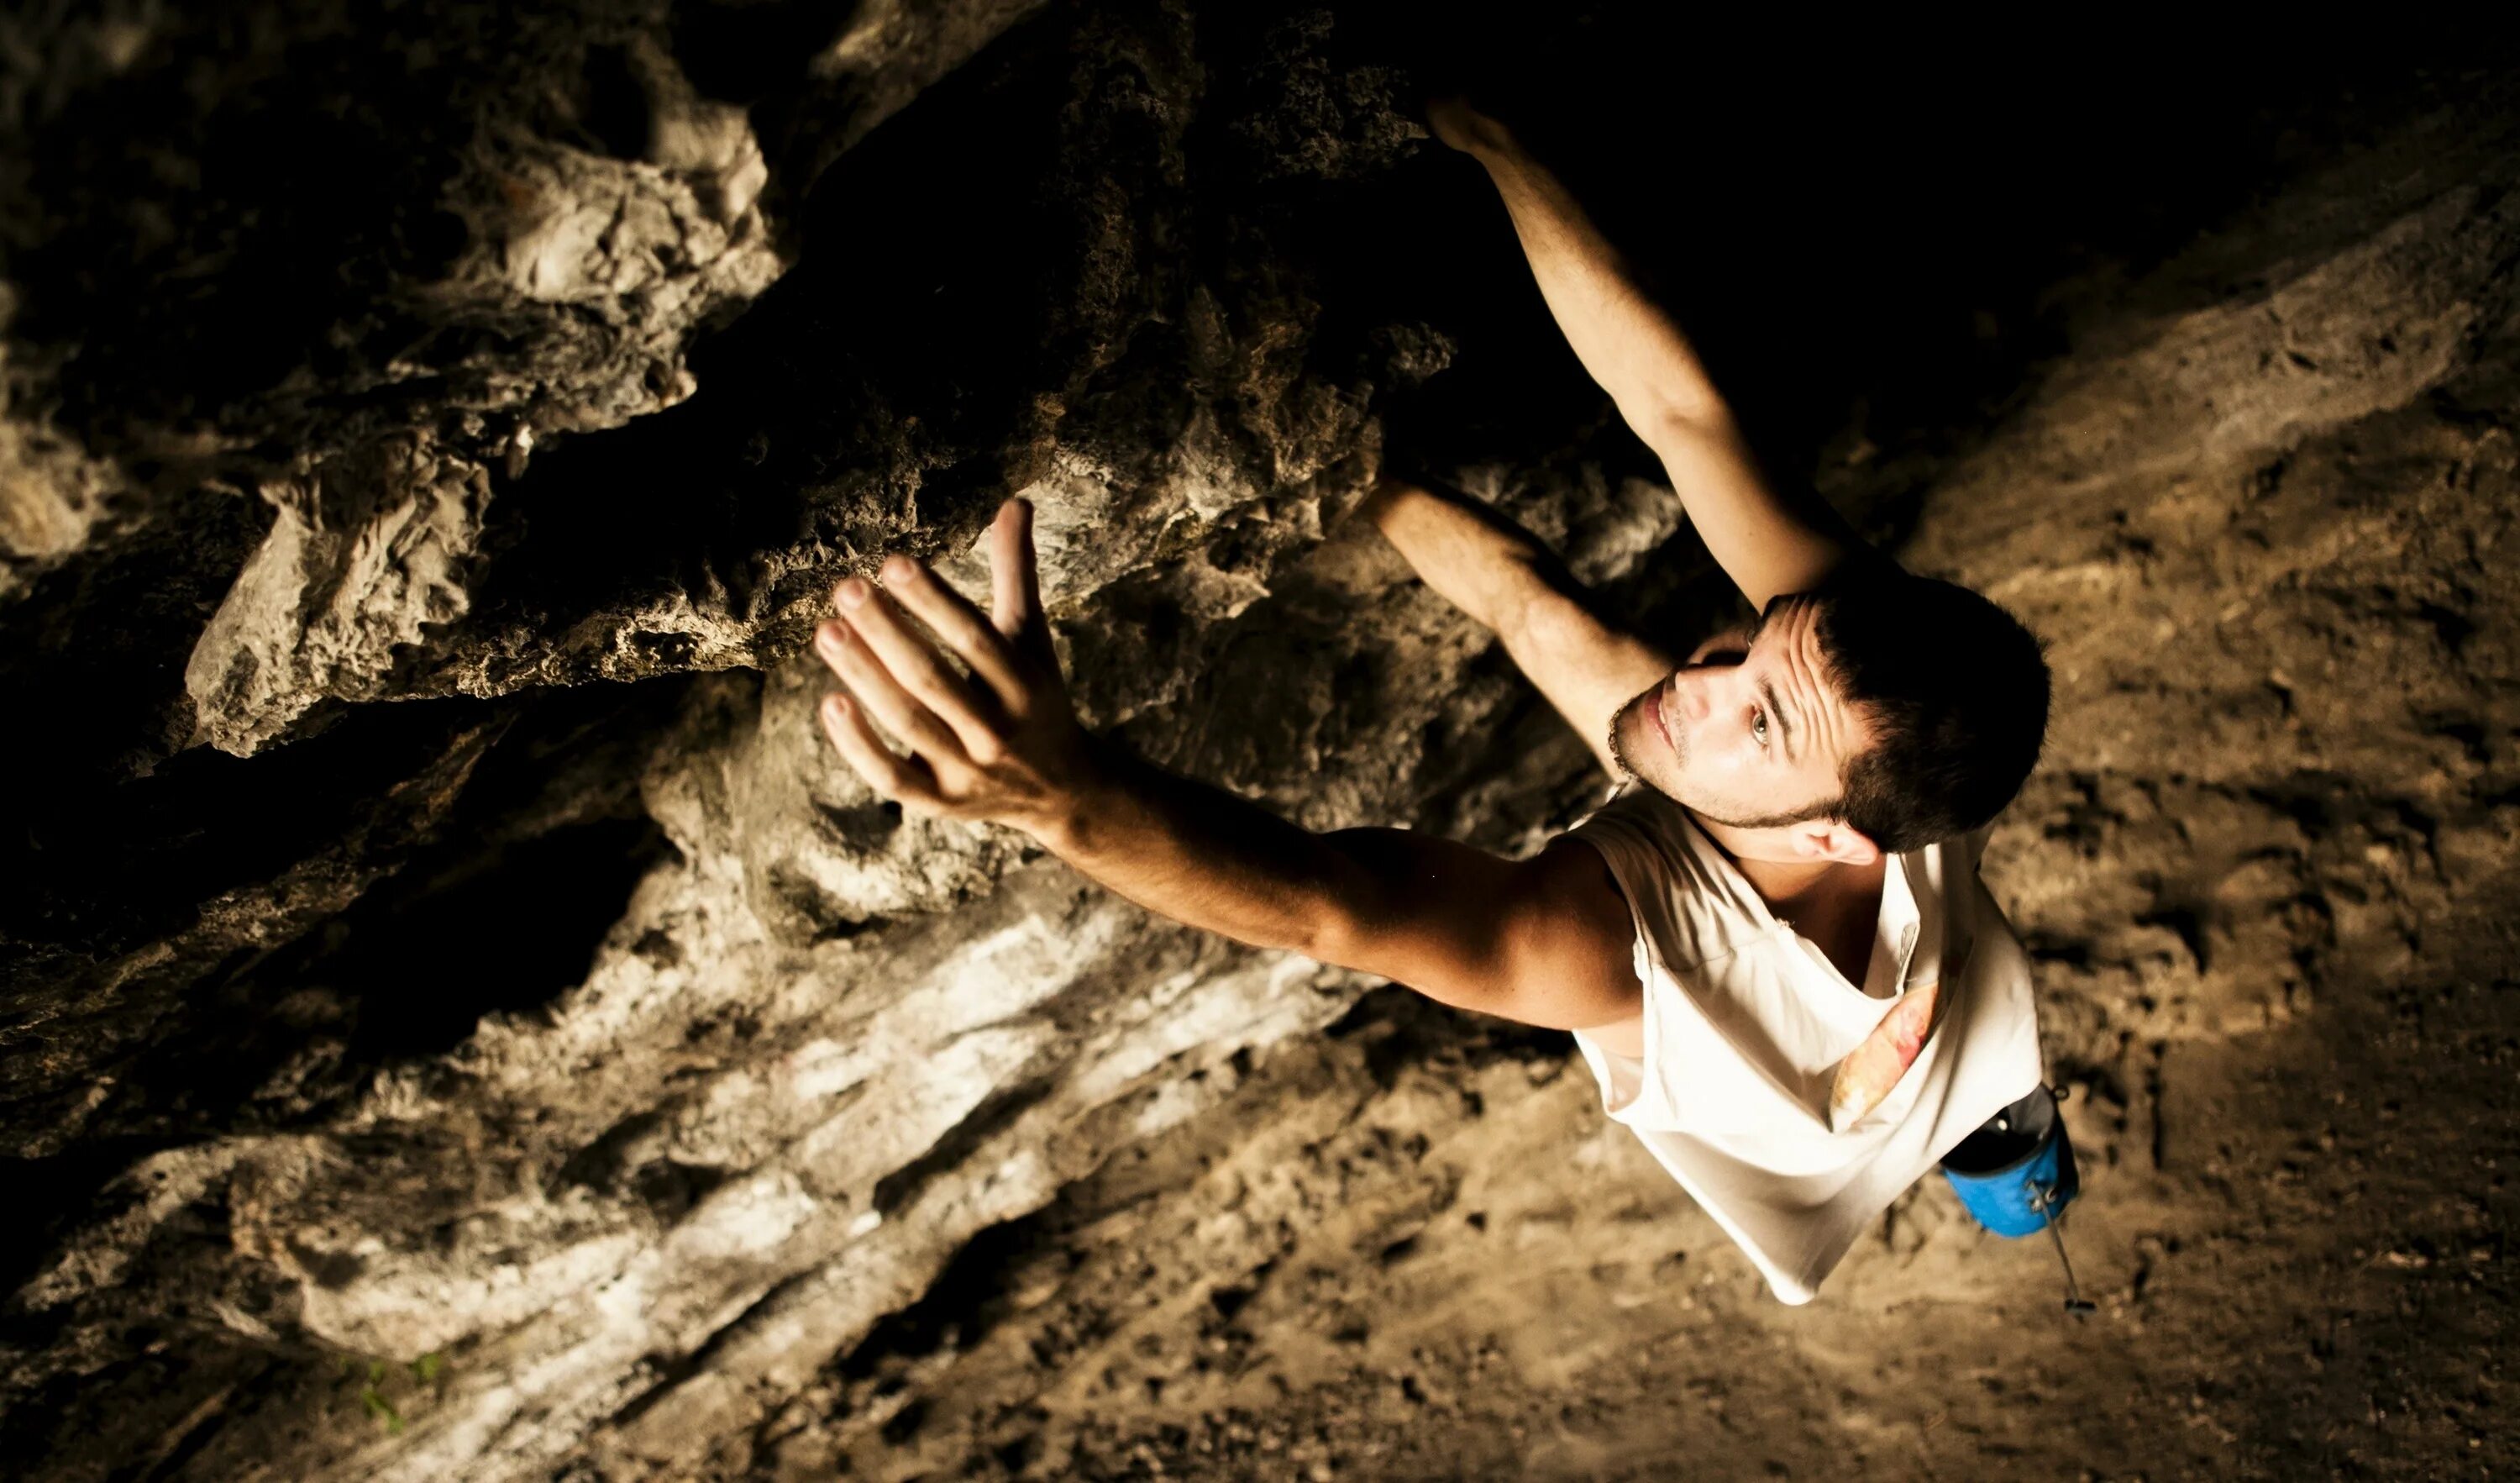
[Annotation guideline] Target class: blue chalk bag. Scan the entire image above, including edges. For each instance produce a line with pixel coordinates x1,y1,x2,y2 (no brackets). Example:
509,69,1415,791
1940,1083,2096,1314
1940,1082,2079,1234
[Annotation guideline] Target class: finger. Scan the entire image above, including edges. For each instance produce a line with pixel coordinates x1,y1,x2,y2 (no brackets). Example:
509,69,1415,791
879,558,1031,711
988,497,1055,668
988,498,1039,633
818,691,938,806
819,613,972,766
810,618,858,684
835,575,997,752
978,499,1028,630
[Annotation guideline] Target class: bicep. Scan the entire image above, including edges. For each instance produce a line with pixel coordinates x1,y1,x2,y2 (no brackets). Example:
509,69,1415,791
1314,828,1641,1033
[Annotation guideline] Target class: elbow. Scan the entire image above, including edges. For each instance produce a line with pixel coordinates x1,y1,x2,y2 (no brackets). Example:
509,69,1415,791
1621,393,1739,460
1484,550,1563,648
1285,915,1336,969
1296,891,1378,976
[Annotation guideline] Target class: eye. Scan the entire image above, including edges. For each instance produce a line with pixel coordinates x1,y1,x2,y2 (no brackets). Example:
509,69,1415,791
1752,708,1771,749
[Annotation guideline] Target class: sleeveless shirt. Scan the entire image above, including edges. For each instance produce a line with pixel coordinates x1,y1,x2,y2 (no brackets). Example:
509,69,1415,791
1561,780,2048,1304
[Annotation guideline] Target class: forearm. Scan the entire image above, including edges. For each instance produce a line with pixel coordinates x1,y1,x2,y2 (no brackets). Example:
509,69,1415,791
1026,736,1614,1026
1027,734,1383,964
1467,128,1723,433
814,499,1534,1016
1464,126,1872,607
1358,476,1566,636
1361,475,1672,776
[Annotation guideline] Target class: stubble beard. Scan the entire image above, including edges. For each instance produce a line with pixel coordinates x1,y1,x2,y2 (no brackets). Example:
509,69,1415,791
1606,685,1670,787
1607,684,1831,834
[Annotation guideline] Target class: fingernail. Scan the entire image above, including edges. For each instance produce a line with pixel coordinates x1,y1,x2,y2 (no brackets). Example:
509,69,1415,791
882,555,915,581
838,578,868,608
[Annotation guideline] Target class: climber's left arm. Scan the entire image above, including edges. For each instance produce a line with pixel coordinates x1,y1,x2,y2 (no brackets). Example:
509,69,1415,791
1431,97,1889,612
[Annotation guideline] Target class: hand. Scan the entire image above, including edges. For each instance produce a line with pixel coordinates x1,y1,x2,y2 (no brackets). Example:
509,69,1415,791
1424,93,1507,156
813,497,1100,834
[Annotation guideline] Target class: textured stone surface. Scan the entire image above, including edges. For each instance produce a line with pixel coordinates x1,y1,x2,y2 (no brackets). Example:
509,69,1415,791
4,6,2520,1480
0,4,1602,1475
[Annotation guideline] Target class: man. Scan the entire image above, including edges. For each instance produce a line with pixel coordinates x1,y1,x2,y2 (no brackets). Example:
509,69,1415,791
809,97,2053,1304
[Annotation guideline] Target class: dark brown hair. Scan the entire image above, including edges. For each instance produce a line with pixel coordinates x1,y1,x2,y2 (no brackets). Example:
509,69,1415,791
1770,567,2051,854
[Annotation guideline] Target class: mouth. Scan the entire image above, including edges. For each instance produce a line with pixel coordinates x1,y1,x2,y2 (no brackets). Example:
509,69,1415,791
1651,681,1674,752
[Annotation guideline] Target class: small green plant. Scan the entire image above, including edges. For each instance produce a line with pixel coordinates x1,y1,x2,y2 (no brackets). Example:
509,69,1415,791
359,1359,403,1435
335,1351,449,1435
358,1385,404,1435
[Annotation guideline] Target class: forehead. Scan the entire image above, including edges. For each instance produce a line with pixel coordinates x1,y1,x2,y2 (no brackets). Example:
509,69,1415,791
1749,594,1823,660
1750,598,1867,751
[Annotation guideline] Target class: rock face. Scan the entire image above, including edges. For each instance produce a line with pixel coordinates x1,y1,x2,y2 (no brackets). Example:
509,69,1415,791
4,6,2519,1480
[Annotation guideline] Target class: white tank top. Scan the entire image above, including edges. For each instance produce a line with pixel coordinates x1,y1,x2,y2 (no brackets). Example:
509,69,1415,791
1562,781,2048,1304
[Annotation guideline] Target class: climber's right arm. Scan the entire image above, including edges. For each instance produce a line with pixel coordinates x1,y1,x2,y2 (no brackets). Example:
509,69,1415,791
1028,739,1641,1032
811,497,1641,1034
1359,475,1672,779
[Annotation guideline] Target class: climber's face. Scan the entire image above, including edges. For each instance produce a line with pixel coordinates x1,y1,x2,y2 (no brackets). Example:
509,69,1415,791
1607,597,1874,837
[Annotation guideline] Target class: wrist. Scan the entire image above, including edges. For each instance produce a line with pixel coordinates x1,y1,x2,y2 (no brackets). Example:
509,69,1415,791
1458,110,1522,168
1012,729,1126,854
1357,474,1418,536
1426,95,1514,161
1464,121,1517,165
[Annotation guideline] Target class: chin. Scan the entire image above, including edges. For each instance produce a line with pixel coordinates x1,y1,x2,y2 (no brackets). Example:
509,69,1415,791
1608,701,1671,791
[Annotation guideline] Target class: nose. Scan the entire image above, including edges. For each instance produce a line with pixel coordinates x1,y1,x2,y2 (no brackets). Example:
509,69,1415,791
1676,671,1712,724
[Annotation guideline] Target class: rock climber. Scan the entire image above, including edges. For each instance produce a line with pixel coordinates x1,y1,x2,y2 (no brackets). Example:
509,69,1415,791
809,97,2054,1304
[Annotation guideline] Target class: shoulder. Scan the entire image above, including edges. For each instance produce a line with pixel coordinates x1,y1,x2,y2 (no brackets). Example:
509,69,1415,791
1546,785,1668,926
1557,785,1761,969
1506,839,1649,1043
1515,833,1637,949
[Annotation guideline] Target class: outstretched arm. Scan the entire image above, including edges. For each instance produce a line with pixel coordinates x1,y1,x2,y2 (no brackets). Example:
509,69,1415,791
811,498,1641,1034
1431,99,1887,611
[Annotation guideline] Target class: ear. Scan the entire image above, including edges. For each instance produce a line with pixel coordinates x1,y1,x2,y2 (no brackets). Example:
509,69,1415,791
1788,817,1881,867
